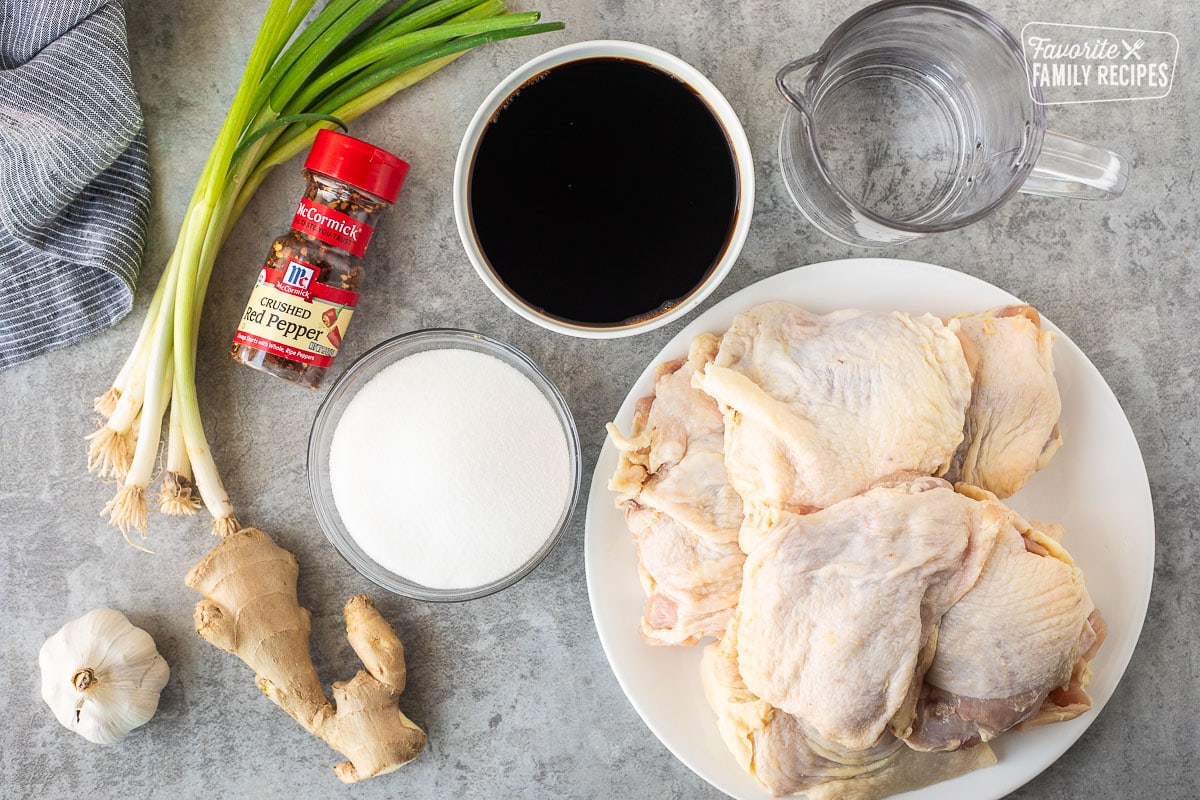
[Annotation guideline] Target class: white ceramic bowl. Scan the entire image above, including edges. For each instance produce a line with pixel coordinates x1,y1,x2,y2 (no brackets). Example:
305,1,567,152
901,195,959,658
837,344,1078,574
453,40,755,339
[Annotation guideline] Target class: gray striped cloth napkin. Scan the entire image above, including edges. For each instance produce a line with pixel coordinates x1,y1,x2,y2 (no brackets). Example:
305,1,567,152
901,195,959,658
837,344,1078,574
0,0,150,371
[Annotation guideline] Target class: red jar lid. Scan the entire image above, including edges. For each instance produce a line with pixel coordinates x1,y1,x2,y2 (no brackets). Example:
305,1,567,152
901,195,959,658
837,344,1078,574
304,129,409,203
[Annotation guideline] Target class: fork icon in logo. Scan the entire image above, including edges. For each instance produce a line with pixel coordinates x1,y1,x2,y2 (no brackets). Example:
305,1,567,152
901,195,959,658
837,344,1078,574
1122,38,1145,60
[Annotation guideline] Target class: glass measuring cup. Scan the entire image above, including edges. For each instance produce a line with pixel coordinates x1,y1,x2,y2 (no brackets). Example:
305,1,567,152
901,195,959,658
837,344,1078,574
777,0,1128,247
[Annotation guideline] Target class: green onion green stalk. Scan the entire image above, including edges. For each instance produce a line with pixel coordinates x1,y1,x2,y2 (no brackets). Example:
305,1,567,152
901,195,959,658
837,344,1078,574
87,0,563,546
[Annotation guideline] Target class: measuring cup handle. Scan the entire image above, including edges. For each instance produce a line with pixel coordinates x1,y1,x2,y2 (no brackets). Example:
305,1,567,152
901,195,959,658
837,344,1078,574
1019,131,1128,200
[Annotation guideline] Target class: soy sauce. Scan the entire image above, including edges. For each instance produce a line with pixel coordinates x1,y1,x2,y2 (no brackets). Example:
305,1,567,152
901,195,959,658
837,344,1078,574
468,58,739,326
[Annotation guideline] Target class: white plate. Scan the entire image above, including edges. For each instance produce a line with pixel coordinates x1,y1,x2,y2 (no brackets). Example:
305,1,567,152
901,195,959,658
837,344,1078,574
584,258,1154,800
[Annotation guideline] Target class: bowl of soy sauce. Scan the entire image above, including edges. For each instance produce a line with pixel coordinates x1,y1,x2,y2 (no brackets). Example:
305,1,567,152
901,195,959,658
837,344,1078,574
454,40,755,338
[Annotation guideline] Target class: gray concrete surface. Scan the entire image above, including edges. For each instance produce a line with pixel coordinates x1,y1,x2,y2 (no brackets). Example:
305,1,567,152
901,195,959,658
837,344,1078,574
2,0,1196,798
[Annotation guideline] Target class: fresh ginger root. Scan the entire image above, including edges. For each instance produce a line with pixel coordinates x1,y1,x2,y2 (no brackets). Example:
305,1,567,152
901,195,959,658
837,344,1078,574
185,527,426,783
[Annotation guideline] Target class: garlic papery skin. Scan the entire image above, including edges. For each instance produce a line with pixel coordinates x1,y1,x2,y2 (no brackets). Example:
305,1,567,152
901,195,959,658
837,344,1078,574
39,608,170,745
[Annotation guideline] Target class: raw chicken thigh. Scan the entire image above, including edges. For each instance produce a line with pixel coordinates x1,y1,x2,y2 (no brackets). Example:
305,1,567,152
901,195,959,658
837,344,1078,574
608,334,745,645
728,475,1103,776
945,305,1063,497
695,303,972,516
906,486,1104,751
701,616,996,799
733,479,1005,751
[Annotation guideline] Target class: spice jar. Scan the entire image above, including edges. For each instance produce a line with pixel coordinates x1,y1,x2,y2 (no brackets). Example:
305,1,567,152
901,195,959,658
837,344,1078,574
231,129,409,388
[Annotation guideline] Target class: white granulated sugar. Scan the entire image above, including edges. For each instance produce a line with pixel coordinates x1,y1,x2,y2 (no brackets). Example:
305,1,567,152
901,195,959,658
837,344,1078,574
329,347,573,589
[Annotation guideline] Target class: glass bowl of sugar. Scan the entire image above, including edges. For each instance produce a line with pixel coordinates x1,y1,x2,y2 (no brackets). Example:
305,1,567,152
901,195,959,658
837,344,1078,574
308,329,582,601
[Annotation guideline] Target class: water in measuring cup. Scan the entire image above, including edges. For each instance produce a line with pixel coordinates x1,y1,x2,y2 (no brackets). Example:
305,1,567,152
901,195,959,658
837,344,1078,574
811,59,984,224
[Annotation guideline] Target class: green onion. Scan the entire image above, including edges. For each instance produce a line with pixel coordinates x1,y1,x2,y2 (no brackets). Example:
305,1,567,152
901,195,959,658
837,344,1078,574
89,0,563,544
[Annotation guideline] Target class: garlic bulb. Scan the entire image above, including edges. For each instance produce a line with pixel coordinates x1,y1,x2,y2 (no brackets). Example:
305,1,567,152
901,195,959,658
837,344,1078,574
39,608,170,744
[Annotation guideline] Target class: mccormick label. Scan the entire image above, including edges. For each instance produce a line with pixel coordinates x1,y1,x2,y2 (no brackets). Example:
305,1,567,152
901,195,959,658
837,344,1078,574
291,197,375,258
232,259,358,369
